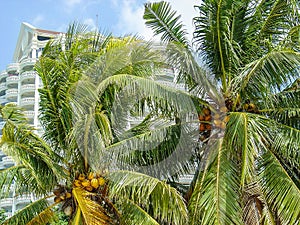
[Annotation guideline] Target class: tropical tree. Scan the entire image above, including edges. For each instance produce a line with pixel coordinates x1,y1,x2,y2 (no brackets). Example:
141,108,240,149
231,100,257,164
0,209,6,223
0,23,190,225
143,1,300,224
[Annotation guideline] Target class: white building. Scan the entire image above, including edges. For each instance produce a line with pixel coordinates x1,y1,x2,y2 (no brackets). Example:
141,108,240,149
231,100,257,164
0,22,62,217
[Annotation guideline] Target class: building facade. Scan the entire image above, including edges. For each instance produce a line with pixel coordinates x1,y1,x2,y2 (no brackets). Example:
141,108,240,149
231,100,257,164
0,22,62,217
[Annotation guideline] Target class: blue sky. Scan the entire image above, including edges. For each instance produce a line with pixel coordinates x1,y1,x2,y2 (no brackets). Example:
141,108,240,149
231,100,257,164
0,0,197,70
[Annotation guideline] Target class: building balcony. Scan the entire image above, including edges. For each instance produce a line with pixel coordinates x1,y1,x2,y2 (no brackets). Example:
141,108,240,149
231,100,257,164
24,110,35,119
20,58,37,71
6,75,19,86
1,156,14,167
15,195,31,206
0,71,8,81
5,89,18,101
0,83,7,92
20,97,35,107
6,63,19,73
20,84,35,95
20,71,36,83
0,197,13,209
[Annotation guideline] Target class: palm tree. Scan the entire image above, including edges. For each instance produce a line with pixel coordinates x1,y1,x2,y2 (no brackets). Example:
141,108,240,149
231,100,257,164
0,23,190,225
143,1,300,224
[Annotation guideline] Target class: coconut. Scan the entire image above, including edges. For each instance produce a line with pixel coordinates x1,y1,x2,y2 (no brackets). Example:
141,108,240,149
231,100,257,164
199,123,205,131
85,186,93,191
74,180,81,187
91,178,99,189
88,172,95,180
78,174,85,181
81,180,90,187
54,196,62,203
98,177,106,186
65,192,72,199
64,206,73,216
203,108,210,116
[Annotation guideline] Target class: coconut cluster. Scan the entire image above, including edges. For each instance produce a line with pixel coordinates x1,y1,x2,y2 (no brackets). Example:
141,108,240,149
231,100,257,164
52,172,107,216
198,106,229,141
73,172,106,191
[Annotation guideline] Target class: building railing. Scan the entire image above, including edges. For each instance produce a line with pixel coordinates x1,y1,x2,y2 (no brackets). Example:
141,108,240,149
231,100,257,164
6,75,19,84
1,156,14,167
20,58,37,70
15,195,31,205
6,63,19,73
24,110,35,118
0,197,13,208
20,97,35,106
0,83,7,92
20,71,36,81
5,89,18,99
0,71,8,79
20,84,35,94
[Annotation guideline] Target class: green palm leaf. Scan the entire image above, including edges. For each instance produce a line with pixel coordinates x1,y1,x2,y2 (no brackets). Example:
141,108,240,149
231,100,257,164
1,198,56,225
188,139,242,225
109,170,188,225
144,1,189,46
117,199,160,225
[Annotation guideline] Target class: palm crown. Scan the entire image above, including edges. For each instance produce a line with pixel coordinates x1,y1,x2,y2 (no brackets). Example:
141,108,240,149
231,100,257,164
0,24,190,225
143,0,300,224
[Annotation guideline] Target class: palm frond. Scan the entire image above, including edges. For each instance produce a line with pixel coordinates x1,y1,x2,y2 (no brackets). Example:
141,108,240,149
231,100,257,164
0,165,24,197
231,49,300,99
109,170,188,225
72,187,115,225
1,197,56,225
117,199,160,225
85,39,165,84
193,0,247,89
258,150,300,225
188,139,242,225
144,1,189,46
0,119,66,195
260,89,300,128
225,112,257,187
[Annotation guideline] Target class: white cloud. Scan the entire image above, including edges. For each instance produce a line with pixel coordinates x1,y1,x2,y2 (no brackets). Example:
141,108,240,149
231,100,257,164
115,0,155,40
83,18,97,31
64,0,82,7
115,0,198,41
32,14,44,26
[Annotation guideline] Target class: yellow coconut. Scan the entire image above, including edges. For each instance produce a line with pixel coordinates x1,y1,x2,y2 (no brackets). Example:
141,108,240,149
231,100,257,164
220,122,226,129
85,186,93,192
78,174,85,181
213,119,222,127
98,177,106,186
88,172,96,180
224,116,230,123
81,180,90,187
214,114,220,120
65,192,72,199
91,178,99,189
220,106,228,113
74,180,81,187
54,196,62,203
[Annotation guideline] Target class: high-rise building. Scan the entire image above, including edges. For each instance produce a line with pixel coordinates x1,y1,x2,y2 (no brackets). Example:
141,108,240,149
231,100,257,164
0,22,62,217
